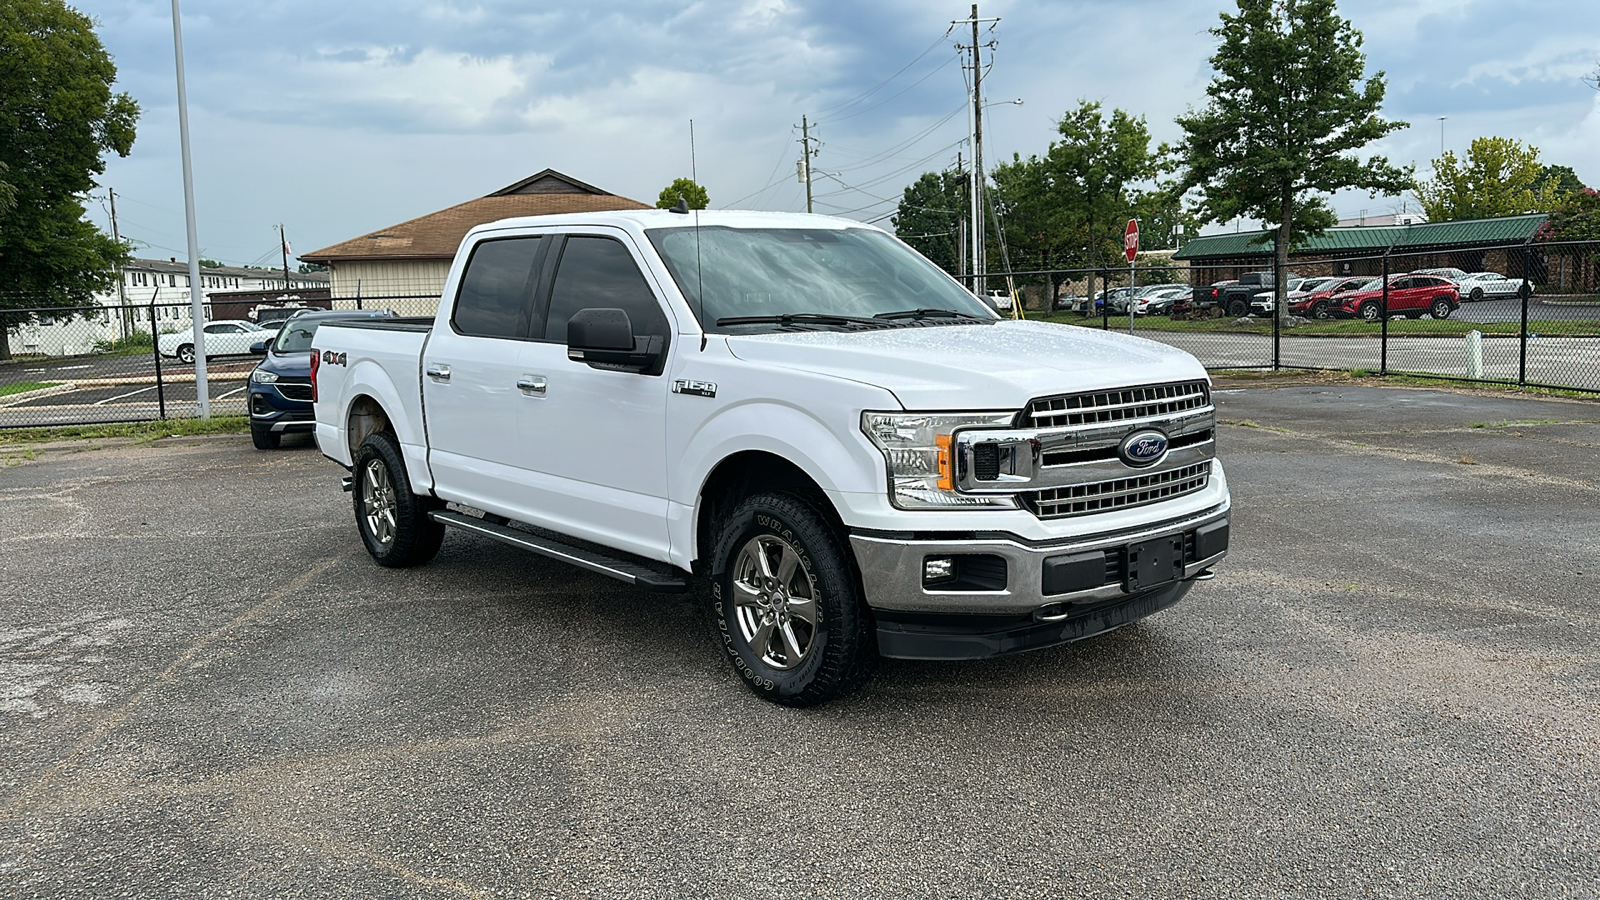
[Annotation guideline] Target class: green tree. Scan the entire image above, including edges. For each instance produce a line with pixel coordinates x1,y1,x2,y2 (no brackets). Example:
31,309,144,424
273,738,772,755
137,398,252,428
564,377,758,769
656,177,709,210
892,168,965,278
1175,0,1409,321
1534,164,1587,198
1414,137,1564,222
0,0,138,359
991,102,1155,303
298,262,328,274
0,161,16,222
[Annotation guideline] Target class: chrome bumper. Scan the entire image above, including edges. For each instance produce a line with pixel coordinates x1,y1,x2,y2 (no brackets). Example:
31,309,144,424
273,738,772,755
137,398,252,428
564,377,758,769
848,503,1229,617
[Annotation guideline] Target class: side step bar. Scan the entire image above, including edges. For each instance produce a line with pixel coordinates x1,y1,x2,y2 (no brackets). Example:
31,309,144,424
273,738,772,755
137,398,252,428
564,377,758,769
429,510,691,593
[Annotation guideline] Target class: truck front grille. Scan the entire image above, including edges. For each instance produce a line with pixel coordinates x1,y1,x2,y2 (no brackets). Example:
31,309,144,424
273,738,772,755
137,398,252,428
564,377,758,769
1027,380,1210,429
1023,463,1211,519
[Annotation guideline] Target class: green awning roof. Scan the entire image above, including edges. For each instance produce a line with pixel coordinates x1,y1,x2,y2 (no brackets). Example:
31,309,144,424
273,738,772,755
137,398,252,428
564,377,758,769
1172,213,1548,260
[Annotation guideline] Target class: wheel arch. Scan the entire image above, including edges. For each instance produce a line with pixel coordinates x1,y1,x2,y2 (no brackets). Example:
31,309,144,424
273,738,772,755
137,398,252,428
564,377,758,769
693,450,845,575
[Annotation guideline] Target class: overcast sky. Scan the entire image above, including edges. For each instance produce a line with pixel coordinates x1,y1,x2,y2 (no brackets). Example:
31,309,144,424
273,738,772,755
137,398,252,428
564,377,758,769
72,0,1600,268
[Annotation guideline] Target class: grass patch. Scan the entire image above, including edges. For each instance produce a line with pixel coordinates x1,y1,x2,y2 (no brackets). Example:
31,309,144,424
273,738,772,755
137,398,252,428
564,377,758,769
0,415,250,446
0,381,62,397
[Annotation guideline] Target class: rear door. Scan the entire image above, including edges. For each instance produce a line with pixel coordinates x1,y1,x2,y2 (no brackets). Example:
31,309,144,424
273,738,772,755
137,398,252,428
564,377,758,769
516,230,676,561
422,235,549,516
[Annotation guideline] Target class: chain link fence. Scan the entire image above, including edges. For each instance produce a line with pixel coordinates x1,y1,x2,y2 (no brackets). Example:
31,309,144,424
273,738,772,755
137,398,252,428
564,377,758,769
3,240,1597,429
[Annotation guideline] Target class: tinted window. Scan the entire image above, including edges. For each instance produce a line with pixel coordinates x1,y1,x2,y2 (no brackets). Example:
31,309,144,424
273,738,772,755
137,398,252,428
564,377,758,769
544,236,667,343
453,237,542,339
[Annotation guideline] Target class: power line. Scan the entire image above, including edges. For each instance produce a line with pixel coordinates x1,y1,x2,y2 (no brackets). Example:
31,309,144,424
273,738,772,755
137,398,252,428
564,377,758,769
818,56,958,126
813,29,953,120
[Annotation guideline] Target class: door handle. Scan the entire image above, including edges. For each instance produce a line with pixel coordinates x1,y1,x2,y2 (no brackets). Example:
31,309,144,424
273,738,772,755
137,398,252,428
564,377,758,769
517,375,547,395
425,363,450,381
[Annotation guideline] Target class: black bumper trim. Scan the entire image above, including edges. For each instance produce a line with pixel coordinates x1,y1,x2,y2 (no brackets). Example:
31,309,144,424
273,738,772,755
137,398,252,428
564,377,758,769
874,579,1193,661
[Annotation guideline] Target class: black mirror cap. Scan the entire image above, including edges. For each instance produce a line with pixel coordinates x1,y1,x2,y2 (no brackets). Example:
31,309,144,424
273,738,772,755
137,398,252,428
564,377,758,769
567,308,635,351
250,340,270,354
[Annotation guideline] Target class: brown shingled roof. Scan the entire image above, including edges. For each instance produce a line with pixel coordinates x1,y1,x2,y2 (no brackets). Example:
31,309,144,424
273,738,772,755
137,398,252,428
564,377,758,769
301,169,651,263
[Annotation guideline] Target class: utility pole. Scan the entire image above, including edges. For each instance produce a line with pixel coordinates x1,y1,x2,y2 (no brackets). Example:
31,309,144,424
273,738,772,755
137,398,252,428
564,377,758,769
954,4,999,294
108,188,130,338
798,115,817,213
279,224,291,295
170,0,208,418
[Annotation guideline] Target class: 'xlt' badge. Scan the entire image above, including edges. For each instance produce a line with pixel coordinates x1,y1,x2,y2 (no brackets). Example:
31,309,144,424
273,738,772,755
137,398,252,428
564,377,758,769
672,379,717,398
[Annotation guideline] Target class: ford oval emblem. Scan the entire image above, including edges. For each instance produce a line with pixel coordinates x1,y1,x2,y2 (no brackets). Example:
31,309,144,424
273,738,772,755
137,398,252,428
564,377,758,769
1119,428,1169,468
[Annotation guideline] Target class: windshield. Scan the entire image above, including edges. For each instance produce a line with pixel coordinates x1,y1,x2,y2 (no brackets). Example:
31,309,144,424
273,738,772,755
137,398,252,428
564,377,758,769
646,226,994,331
274,318,324,353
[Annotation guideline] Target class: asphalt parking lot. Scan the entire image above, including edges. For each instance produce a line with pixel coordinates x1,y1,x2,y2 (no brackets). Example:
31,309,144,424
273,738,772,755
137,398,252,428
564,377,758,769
2,380,1598,898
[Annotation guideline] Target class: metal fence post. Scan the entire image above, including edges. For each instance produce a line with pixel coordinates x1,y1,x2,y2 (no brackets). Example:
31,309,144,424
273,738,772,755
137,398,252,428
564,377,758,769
1380,249,1390,376
150,300,167,420
1519,245,1531,386
1272,255,1281,370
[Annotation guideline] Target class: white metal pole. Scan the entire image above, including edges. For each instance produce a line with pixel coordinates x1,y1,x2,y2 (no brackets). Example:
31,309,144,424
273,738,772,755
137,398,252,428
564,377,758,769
171,0,208,418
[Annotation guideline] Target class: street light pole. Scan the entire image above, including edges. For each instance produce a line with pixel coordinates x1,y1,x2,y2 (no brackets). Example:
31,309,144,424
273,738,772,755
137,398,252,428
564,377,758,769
170,0,208,418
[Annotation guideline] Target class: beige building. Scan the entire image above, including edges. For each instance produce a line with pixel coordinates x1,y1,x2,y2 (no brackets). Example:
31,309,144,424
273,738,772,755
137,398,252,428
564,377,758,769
301,170,651,300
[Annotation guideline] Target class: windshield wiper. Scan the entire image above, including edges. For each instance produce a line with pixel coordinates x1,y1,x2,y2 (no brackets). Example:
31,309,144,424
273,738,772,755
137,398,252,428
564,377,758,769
716,313,884,327
873,308,987,321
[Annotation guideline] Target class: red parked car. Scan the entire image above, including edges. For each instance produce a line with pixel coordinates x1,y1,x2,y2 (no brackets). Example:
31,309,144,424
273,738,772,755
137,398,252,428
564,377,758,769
1329,274,1461,321
1288,275,1371,319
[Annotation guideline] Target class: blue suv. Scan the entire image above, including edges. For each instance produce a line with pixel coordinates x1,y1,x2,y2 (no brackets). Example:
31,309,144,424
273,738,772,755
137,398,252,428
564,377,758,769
248,309,395,449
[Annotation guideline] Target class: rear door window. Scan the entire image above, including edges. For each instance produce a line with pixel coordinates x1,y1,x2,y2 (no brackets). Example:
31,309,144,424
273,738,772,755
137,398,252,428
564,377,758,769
452,237,544,339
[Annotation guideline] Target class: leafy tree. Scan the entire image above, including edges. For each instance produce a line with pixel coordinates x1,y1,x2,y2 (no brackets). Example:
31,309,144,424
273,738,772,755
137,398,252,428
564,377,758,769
1046,102,1156,300
656,177,709,210
1414,137,1565,222
199,258,223,268
1174,0,1409,321
1537,188,1600,242
1532,164,1586,199
0,0,138,358
298,262,328,274
892,168,965,278
0,161,16,222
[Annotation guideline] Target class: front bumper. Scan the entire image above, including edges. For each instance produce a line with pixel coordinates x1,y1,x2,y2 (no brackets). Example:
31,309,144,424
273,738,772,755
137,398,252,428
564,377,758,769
249,388,315,433
850,503,1229,660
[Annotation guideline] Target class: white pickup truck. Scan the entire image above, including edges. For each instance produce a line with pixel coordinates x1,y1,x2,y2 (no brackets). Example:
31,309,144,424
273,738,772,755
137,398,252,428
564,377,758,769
312,209,1230,706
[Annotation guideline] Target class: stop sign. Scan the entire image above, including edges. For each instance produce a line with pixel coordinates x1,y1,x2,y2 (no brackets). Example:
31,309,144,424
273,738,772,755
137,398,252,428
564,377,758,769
1124,219,1139,263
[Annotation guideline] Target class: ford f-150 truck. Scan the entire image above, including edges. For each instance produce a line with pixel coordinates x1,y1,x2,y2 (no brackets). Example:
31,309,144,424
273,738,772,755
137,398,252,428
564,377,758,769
312,209,1230,706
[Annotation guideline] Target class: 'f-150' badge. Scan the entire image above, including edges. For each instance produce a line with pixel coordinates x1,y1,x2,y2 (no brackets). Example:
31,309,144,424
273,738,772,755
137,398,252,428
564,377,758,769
672,379,717,398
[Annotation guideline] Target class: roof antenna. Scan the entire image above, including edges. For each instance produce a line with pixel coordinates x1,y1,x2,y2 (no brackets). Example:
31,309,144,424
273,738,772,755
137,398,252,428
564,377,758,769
670,195,690,214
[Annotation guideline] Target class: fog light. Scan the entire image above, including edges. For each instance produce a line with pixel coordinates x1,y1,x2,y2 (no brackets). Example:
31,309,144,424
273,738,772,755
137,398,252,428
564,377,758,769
924,557,955,584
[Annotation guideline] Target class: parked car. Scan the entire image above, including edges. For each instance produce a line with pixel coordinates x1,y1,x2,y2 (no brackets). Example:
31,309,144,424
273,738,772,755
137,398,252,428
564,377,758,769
1410,267,1470,285
981,289,1014,311
1455,272,1527,301
1052,293,1083,311
247,309,397,449
1328,274,1460,321
1134,286,1188,316
157,320,270,364
1287,276,1370,319
1101,286,1140,313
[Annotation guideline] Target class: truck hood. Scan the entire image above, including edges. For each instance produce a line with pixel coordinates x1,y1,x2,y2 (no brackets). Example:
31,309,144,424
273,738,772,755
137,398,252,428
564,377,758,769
725,320,1208,410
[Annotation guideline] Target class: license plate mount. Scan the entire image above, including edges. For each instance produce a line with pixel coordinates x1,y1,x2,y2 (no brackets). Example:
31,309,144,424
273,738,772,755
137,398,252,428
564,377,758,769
1124,536,1185,592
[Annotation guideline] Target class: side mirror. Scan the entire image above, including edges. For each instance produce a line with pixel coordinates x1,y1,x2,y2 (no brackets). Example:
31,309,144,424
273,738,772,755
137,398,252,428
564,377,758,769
566,308,665,376
250,339,271,355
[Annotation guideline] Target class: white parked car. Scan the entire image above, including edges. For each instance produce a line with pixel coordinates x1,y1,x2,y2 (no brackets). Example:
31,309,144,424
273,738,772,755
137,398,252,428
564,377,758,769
158,320,270,364
1455,272,1526,301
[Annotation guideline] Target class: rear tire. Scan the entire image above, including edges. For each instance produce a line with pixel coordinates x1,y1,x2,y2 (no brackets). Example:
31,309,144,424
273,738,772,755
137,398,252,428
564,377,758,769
352,431,445,567
177,344,195,365
250,425,281,450
709,492,875,707
1430,297,1453,320
1470,287,1484,301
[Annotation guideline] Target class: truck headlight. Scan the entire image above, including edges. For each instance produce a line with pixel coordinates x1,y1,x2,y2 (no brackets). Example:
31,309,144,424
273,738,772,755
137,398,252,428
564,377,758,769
250,368,278,384
862,411,1019,510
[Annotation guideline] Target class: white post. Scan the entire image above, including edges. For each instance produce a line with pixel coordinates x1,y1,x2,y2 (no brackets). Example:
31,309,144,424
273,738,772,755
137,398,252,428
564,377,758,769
171,0,208,418
1466,330,1483,380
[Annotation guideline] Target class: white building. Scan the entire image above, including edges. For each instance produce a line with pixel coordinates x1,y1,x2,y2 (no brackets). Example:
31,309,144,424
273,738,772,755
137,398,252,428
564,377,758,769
10,258,329,357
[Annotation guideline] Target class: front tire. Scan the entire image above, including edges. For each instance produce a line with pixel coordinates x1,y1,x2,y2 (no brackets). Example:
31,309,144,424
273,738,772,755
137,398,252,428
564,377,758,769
353,431,445,567
177,344,196,364
1227,299,1248,318
1430,297,1453,319
1360,302,1383,322
250,425,281,450
710,493,874,707
1310,301,1331,320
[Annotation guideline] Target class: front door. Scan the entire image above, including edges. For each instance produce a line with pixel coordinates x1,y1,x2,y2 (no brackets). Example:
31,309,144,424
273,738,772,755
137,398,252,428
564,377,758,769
515,231,675,562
